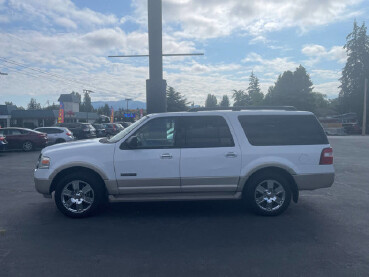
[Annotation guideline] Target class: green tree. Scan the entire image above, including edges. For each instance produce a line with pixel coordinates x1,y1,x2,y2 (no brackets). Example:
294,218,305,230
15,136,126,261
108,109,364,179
4,101,13,105
247,71,264,105
27,98,41,110
166,86,189,112
220,95,230,107
205,94,218,108
232,89,250,106
43,102,60,110
339,20,369,124
265,65,315,111
81,92,94,112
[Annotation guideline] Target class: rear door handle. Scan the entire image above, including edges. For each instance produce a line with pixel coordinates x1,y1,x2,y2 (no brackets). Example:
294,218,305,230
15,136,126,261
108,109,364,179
161,153,173,159
225,152,237,158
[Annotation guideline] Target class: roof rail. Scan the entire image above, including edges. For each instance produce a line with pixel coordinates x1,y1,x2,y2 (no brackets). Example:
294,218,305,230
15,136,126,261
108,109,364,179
187,106,297,112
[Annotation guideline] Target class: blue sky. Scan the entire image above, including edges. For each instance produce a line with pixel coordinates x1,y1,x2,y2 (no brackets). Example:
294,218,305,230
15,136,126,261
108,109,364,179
0,0,368,108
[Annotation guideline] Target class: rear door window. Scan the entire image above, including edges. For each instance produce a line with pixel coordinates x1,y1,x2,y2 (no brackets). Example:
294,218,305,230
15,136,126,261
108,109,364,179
178,116,234,148
238,115,328,146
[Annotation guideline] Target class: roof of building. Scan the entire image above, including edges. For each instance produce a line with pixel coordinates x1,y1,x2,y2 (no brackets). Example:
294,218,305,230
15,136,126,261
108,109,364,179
11,109,58,119
0,105,17,116
58,93,80,103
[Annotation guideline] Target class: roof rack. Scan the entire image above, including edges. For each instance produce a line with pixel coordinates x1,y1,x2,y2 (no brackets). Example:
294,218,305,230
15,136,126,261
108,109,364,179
187,106,297,112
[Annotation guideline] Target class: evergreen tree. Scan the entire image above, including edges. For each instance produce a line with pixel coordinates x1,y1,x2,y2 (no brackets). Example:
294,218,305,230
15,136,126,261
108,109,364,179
166,86,189,112
220,95,230,107
265,65,315,111
205,94,218,108
247,71,264,105
339,20,369,124
232,89,250,106
81,91,94,112
27,98,41,110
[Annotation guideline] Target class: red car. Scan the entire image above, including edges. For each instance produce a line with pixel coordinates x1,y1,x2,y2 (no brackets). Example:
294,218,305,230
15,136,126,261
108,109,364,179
0,128,48,151
0,135,8,151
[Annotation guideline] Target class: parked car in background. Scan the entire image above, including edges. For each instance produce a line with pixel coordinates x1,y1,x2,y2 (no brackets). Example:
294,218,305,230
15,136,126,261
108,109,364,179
116,122,132,128
35,127,75,144
0,128,47,151
55,123,96,140
92,124,107,138
0,135,8,151
103,123,123,136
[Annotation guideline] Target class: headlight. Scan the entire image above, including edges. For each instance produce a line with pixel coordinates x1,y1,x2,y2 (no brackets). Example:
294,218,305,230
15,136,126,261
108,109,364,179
38,156,51,169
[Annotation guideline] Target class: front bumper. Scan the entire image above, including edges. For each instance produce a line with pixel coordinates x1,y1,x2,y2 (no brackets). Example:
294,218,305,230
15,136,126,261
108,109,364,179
34,169,52,196
293,173,335,190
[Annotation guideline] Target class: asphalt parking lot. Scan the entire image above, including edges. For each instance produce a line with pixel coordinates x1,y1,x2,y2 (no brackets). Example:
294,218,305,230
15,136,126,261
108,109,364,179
1,136,369,276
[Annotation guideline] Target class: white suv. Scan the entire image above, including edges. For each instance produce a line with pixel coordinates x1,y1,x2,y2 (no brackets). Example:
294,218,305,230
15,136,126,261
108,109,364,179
34,109,334,218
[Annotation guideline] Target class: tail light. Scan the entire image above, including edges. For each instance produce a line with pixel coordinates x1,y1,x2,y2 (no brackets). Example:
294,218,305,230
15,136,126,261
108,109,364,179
113,125,116,131
320,147,333,165
66,132,72,136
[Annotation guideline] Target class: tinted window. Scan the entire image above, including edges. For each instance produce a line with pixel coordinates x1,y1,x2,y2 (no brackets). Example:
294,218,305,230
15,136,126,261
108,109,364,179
133,117,177,149
8,129,22,135
238,115,329,146
178,116,234,148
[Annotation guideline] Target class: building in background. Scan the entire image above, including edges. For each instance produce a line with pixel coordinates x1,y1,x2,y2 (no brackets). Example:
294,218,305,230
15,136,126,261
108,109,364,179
0,105,17,128
11,110,58,129
58,93,98,124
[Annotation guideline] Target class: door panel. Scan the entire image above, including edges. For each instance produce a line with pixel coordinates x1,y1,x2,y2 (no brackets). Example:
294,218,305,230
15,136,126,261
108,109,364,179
114,148,181,193
114,117,180,194
179,116,241,192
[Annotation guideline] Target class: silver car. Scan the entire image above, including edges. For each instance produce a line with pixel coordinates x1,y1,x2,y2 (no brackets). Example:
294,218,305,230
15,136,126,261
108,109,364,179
35,127,75,144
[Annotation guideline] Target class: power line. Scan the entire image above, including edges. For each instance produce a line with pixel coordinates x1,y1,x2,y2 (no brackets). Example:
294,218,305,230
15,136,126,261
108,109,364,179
0,57,126,96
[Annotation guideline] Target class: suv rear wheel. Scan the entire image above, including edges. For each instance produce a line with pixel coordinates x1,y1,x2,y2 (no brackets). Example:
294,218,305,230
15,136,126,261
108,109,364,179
55,172,104,218
244,172,292,216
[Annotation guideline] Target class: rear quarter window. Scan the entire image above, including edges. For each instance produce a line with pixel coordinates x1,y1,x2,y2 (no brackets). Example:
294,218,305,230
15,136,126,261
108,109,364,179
238,115,329,146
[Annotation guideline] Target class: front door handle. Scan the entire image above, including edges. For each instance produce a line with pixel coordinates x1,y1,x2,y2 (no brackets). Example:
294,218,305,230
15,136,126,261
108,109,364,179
161,153,173,159
225,152,237,158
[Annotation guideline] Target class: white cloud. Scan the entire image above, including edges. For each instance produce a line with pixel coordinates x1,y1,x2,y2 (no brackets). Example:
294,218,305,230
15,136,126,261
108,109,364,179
131,0,362,40
314,81,341,97
7,0,119,28
302,44,347,64
311,69,341,80
242,52,299,77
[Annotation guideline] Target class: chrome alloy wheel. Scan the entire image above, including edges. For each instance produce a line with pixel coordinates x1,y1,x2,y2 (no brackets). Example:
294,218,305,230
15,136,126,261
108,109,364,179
61,180,95,214
254,180,286,212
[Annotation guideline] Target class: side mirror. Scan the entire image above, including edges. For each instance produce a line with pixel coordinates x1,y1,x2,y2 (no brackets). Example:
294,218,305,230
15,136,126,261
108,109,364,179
125,136,138,149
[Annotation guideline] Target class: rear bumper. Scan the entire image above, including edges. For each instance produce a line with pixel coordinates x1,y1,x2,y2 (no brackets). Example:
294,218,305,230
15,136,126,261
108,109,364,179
293,173,335,190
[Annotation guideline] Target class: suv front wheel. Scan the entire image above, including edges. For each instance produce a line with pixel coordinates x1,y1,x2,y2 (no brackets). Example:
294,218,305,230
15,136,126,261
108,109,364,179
55,173,104,218
245,172,292,216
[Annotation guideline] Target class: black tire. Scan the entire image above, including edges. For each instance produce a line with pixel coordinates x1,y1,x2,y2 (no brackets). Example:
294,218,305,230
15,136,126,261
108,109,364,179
55,139,65,144
244,172,292,216
22,141,33,152
54,172,105,218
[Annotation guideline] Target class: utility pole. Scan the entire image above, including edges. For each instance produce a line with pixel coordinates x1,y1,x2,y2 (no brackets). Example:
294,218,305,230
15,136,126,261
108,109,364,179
125,98,132,111
363,78,368,136
108,0,203,114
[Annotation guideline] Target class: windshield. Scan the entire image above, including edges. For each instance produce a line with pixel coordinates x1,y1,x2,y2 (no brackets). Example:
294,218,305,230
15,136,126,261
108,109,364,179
107,116,148,143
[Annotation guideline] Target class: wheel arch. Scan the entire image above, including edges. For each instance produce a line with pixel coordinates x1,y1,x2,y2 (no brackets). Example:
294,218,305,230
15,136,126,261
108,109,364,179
240,166,299,203
49,166,107,195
